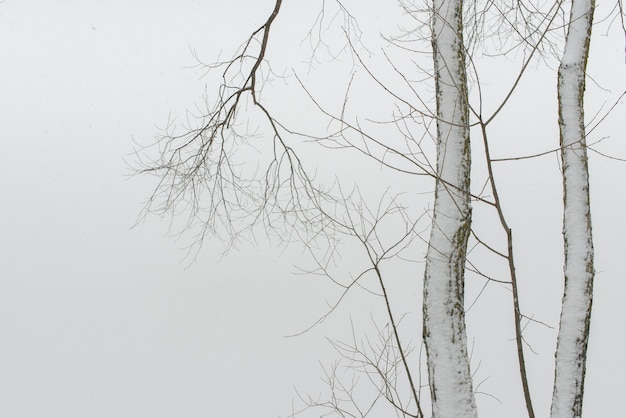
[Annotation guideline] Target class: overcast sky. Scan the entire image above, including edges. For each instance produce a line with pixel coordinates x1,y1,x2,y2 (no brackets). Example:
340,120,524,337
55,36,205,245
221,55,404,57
1,1,625,417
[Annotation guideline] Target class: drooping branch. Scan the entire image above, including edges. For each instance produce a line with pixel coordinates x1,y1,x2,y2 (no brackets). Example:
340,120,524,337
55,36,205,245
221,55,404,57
249,0,282,104
136,0,338,248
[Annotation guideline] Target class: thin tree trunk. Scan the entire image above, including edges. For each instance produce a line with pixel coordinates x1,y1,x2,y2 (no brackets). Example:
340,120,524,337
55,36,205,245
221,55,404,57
551,0,595,417
423,0,477,416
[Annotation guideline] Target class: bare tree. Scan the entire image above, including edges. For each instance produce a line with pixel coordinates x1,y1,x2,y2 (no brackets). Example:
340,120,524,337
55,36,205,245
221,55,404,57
422,0,477,416
551,0,596,416
137,0,623,417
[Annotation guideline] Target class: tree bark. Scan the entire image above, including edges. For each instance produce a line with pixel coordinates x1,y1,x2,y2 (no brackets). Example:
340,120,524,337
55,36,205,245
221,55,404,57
551,0,596,417
423,1,477,416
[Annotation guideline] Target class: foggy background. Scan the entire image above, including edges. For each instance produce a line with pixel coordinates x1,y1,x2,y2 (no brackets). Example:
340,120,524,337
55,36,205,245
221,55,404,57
1,1,624,417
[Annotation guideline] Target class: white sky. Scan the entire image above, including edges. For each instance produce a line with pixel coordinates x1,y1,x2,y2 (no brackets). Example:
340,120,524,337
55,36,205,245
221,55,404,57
1,1,625,417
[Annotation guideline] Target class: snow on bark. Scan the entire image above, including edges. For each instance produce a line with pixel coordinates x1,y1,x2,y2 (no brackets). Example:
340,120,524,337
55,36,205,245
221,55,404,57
423,0,477,417
551,0,595,417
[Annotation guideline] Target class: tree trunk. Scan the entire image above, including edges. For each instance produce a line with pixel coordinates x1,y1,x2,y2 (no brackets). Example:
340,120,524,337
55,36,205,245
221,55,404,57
551,1,595,417
423,1,477,417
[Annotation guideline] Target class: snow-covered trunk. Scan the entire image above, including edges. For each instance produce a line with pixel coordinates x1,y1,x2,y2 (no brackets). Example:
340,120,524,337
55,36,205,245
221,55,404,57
551,1,595,417
423,1,477,417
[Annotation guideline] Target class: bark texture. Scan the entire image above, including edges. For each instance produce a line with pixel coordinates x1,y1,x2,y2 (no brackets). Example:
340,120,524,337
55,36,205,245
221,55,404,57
551,1,596,417
423,1,477,417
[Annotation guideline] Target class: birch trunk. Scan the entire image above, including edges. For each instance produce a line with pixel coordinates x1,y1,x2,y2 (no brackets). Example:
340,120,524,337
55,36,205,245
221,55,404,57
551,0,595,417
423,1,477,416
